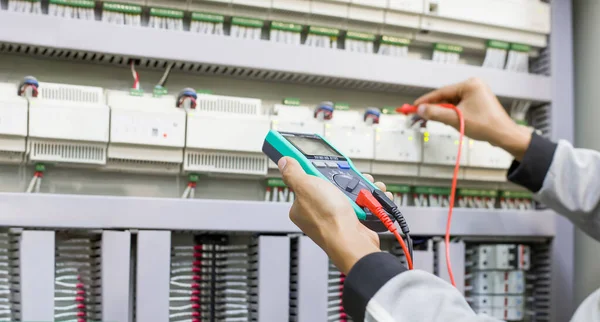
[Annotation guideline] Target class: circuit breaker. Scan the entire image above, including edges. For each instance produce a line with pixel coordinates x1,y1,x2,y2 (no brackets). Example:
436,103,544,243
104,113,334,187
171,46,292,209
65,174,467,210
106,91,185,174
185,94,270,175
372,112,422,176
28,82,109,165
324,109,375,172
421,120,467,179
0,83,27,164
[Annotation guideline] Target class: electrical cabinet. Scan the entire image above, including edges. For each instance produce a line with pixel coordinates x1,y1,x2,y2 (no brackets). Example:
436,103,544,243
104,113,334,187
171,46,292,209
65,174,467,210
421,0,551,47
421,120,467,179
372,113,422,176
324,109,375,172
185,94,269,175
0,83,27,164
28,82,109,165
106,91,185,174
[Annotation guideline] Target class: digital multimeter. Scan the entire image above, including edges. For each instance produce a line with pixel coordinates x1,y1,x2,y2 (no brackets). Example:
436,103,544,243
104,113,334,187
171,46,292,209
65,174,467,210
262,130,390,232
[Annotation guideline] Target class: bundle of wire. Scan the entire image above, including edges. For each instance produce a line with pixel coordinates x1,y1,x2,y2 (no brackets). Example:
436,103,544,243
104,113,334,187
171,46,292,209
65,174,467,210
148,8,184,31
190,12,225,36
344,32,375,54
0,232,12,321
327,262,352,322
482,40,509,69
377,36,410,57
396,103,465,287
129,61,141,92
505,44,530,73
269,21,302,45
101,2,141,26
305,27,339,49
230,17,263,40
7,0,42,13
48,0,95,20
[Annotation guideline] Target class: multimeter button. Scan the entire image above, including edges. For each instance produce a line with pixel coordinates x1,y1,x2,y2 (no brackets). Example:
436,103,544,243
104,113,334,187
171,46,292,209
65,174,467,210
312,161,326,168
346,178,360,192
325,161,338,168
337,162,350,169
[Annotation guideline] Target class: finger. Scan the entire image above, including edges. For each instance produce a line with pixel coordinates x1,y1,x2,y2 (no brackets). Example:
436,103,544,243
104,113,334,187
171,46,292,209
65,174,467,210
385,191,394,200
278,157,308,193
363,173,374,183
414,81,465,105
416,104,460,129
374,181,386,192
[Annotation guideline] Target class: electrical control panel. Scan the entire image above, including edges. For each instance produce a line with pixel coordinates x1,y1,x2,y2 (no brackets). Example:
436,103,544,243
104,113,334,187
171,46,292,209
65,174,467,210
324,109,375,160
105,91,185,172
0,83,28,163
184,94,269,175
421,0,551,47
28,82,109,165
372,113,422,176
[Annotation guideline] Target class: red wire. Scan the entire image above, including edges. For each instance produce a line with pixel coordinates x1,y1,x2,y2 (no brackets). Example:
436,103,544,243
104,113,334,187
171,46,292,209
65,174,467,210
442,104,464,288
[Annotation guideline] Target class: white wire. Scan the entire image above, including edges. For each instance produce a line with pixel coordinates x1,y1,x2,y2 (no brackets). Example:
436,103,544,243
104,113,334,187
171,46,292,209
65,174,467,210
25,174,37,193
34,176,41,193
181,185,191,199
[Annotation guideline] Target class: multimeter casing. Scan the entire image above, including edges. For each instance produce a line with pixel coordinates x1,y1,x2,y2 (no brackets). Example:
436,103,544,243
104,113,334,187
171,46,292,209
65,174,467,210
262,130,390,232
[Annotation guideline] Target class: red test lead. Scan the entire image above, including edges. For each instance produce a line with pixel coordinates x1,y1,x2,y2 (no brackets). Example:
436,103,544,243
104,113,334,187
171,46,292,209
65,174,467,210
397,103,465,287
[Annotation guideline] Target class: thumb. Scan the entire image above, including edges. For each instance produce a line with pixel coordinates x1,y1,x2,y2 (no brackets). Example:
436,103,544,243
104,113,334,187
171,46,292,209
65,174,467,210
277,157,307,192
417,104,459,128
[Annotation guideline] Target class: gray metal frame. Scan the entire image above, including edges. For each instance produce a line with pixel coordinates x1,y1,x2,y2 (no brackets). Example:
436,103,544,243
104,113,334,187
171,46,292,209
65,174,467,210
101,231,132,322
292,236,329,322
19,230,55,322
136,231,171,322
0,193,555,236
254,236,291,321
549,0,576,320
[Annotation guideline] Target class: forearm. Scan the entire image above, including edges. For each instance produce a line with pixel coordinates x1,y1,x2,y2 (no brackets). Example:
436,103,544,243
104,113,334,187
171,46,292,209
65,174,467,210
507,133,600,241
342,253,501,322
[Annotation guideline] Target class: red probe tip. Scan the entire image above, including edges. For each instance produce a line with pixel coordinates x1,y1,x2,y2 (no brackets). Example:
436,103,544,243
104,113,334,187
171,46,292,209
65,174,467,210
396,104,418,115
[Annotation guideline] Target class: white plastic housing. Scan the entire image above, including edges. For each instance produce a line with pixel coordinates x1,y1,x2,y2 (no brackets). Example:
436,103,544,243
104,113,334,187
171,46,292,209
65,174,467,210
473,307,525,321
28,82,109,165
106,91,185,171
421,0,550,47
471,245,531,271
374,114,421,163
324,110,375,160
185,94,269,175
0,83,27,163
271,105,324,136
422,121,467,166
467,140,513,169
471,295,525,309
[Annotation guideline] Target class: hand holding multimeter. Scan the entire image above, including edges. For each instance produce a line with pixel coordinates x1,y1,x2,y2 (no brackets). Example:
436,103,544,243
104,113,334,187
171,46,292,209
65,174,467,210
262,130,414,270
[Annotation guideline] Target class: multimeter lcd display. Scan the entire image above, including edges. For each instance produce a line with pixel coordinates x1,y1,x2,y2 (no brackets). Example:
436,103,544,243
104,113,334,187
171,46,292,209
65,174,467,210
286,135,342,157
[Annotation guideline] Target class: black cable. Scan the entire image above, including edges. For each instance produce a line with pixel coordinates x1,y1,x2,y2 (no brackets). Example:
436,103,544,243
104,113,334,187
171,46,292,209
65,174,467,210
372,189,414,265
406,233,414,261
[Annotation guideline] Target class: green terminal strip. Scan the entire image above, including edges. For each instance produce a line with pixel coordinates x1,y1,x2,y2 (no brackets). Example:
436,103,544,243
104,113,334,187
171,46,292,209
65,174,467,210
381,35,410,46
501,191,533,199
514,119,529,126
49,0,95,8
267,178,287,188
129,88,144,96
271,21,303,33
308,26,339,37
382,106,397,114
150,7,184,19
487,40,510,50
510,43,531,53
188,174,199,183
35,163,46,172
458,189,498,198
435,43,463,53
414,186,452,196
283,98,301,106
386,184,411,194
197,89,213,95
346,31,376,42
232,17,264,28
191,12,225,23
103,2,141,14
334,102,350,111
153,86,168,98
